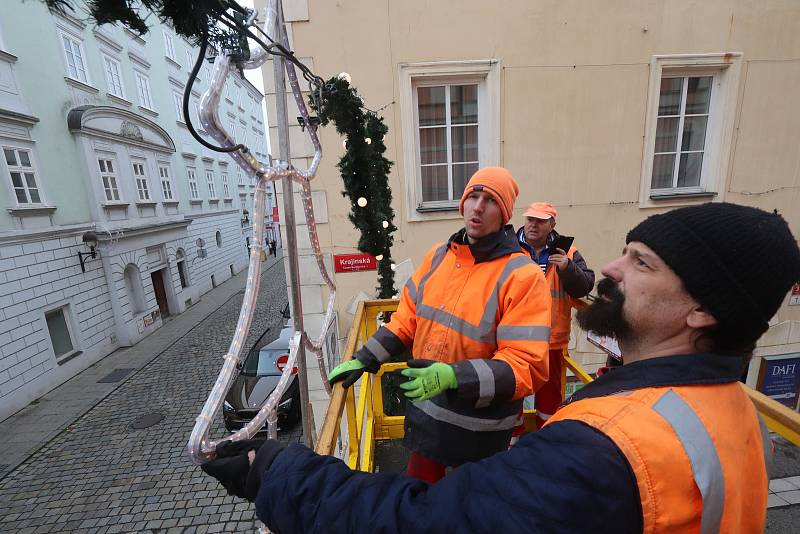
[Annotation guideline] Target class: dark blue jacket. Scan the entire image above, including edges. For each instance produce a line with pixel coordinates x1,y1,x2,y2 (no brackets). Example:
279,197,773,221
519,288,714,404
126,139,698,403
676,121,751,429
254,353,743,533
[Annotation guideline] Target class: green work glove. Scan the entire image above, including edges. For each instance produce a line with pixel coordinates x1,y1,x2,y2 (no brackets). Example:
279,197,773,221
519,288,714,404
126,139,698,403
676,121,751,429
399,359,457,401
329,359,366,389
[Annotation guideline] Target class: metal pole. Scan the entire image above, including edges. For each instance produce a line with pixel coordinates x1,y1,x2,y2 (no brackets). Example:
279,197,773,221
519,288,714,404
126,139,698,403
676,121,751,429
272,1,315,449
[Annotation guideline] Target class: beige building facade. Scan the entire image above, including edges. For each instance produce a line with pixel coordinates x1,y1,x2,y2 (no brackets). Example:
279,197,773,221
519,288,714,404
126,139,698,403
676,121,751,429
258,0,800,410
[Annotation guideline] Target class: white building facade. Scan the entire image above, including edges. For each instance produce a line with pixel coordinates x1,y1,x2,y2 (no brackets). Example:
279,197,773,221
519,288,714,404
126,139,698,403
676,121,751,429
0,1,278,420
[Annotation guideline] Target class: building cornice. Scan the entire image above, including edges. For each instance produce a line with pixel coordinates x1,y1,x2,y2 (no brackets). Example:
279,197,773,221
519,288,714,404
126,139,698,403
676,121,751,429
0,221,93,245
187,208,239,219
96,218,192,241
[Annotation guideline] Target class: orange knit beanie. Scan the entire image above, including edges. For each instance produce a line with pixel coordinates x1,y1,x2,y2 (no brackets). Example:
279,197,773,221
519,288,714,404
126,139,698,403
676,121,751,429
459,166,519,225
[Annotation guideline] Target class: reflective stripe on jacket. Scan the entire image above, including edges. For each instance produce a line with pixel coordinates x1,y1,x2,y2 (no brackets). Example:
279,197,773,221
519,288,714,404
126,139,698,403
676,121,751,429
357,225,551,464
546,381,769,533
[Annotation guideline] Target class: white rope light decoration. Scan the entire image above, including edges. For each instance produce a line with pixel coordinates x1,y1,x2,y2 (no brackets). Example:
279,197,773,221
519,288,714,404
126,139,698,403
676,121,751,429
187,0,336,465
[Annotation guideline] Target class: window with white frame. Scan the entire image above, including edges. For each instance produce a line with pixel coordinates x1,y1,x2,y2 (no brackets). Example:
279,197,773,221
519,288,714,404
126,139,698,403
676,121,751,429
193,100,202,128
186,49,194,71
221,172,230,197
206,169,217,198
399,60,501,217
236,166,243,185
173,91,184,121
163,30,176,61
4,146,41,205
60,32,89,84
415,84,479,203
132,161,150,200
45,305,77,360
98,157,120,201
640,54,743,206
187,167,199,199
102,55,125,98
651,76,712,192
159,164,173,200
134,71,153,110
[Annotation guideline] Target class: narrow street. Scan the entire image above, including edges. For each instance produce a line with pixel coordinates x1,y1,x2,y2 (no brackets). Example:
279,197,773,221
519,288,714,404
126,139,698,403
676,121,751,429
0,259,294,533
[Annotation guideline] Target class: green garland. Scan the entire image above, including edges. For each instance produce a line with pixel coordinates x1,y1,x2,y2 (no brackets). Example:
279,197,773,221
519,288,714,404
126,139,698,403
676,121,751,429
312,77,397,298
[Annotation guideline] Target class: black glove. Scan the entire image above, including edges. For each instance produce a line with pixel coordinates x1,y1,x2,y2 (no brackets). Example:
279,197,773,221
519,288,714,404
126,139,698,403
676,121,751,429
328,358,367,389
201,439,285,502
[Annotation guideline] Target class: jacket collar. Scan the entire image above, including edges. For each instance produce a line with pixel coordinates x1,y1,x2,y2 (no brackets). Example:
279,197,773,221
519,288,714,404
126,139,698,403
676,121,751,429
449,224,522,263
516,227,558,258
563,352,745,407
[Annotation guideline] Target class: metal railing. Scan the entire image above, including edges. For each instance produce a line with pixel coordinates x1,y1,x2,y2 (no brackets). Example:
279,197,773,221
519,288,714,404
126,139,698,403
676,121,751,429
316,299,800,468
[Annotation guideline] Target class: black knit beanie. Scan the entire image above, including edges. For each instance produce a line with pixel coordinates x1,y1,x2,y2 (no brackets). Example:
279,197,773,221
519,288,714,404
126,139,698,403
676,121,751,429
626,202,800,348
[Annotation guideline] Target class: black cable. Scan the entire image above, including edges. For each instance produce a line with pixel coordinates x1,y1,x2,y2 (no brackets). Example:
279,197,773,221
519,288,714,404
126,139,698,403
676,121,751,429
182,30,245,153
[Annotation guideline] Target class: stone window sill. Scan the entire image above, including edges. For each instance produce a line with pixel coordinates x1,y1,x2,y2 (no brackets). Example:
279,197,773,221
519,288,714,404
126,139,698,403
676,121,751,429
64,77,99,94
649,190,717,201
189,199,203,205
107,93,132,107
138,106,158,118
56,350,83,366
8,205,57,216
162,200,180,206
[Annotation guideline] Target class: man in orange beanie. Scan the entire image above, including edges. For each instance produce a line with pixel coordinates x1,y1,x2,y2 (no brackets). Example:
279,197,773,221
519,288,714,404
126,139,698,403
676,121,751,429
327,166,552,482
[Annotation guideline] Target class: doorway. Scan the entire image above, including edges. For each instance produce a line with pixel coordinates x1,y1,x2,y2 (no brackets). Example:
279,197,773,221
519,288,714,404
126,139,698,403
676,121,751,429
150,269,170,318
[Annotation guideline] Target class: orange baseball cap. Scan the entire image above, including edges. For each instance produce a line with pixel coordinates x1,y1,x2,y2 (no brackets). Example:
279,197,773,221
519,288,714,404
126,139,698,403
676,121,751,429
524,202,557,220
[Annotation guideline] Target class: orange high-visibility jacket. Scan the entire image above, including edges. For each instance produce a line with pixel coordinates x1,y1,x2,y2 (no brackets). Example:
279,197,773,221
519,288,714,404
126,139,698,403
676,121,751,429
546,380,770,533
356,226,551,465
547,246,578,349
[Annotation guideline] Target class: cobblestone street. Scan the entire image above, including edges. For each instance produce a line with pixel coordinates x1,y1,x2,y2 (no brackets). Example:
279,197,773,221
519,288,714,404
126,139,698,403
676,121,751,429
0,260,295,533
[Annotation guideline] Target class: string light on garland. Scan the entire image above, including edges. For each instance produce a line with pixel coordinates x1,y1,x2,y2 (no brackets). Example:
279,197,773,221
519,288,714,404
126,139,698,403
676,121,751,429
342,139,348,149
312,76,397,298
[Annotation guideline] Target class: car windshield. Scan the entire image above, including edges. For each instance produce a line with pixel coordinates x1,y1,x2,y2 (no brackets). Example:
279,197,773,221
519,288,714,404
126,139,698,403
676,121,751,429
241,349,285,377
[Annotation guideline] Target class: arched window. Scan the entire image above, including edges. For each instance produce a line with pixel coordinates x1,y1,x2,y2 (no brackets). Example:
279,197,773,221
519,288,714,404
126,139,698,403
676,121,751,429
124,263,146,313
175,248,189,289
215,230,222,248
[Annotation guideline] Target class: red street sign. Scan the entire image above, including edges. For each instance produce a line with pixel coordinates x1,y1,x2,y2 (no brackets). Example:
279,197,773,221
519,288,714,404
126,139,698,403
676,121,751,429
272,207,279,222
334,253,377,273
275,354,297,375
793,283,800,295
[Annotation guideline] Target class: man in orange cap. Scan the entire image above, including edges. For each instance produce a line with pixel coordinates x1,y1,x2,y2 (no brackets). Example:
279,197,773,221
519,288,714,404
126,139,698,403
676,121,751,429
325,166,553,482
516,202,594,429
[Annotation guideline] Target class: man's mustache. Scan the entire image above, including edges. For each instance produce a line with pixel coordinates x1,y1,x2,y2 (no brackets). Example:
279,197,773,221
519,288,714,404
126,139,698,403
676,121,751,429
596,278,624,303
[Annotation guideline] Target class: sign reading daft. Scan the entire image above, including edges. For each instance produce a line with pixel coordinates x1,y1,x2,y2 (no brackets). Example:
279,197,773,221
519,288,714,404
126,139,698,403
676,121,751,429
334,253,377,273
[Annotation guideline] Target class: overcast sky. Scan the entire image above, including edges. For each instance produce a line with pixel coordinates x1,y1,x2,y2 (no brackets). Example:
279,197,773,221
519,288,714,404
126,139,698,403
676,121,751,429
237,0,271,154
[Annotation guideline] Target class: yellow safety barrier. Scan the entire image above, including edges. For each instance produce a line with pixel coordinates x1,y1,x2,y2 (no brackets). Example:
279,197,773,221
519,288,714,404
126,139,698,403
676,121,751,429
316,299,800,469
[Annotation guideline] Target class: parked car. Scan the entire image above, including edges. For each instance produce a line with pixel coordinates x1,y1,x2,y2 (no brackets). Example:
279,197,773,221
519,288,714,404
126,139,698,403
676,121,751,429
223,323,300,432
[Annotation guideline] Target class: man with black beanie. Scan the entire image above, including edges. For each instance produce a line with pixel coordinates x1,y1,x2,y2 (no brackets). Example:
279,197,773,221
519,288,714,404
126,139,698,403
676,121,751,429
202,202,799,533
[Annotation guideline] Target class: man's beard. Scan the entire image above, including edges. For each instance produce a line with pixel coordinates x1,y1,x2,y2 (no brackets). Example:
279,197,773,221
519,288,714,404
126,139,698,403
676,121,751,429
577,278,632,340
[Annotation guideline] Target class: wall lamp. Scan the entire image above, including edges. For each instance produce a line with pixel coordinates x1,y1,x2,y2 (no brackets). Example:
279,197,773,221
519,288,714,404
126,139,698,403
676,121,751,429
78,231,98,272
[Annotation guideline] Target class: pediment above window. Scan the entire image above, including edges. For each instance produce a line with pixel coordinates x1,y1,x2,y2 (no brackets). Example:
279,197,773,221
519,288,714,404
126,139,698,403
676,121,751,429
67,105,175,153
